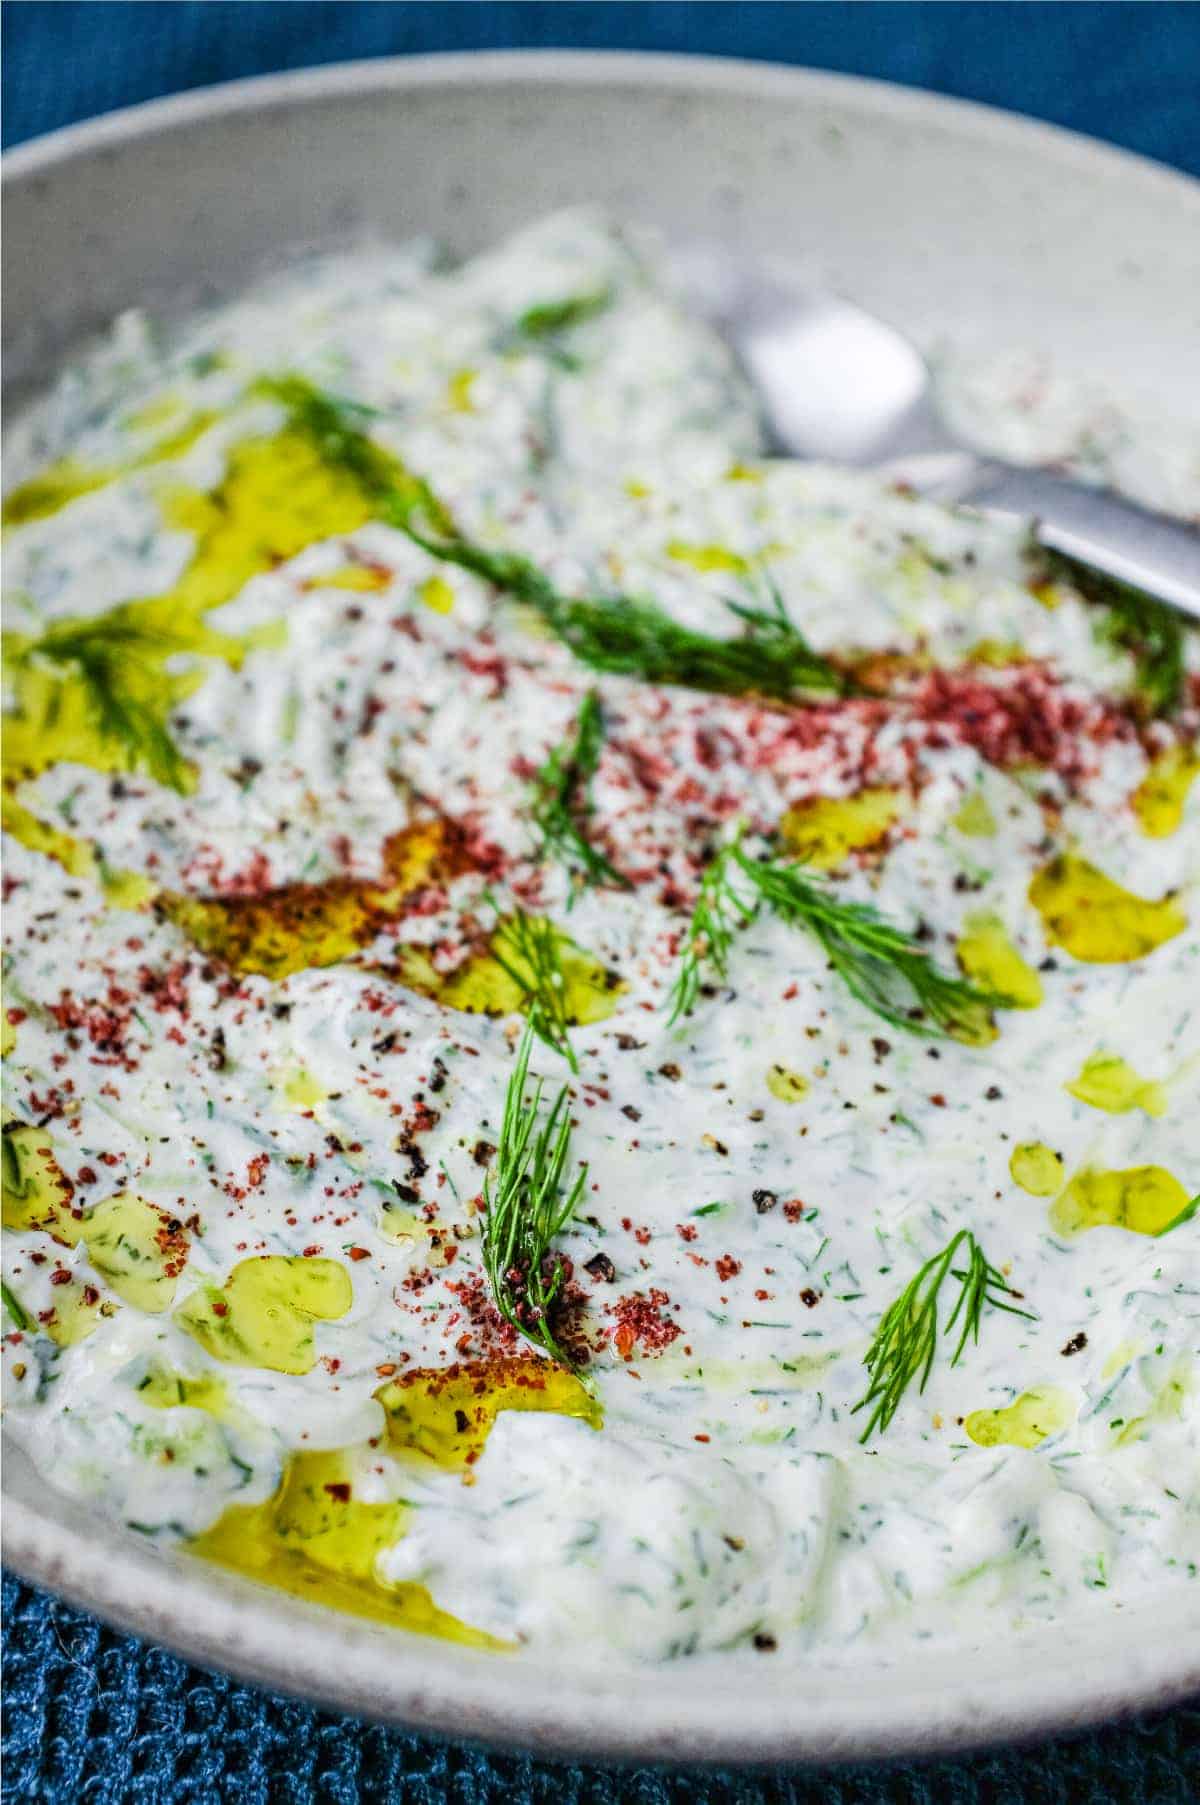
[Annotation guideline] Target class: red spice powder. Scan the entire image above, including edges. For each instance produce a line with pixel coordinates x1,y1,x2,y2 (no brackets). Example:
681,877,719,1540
610,1288,681,1359
907,665,1133,786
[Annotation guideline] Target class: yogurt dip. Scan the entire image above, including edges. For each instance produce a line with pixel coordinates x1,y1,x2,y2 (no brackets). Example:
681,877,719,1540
3,212,1197,1664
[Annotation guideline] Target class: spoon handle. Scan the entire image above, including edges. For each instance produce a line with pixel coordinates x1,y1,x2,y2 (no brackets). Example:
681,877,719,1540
961,462,1200,622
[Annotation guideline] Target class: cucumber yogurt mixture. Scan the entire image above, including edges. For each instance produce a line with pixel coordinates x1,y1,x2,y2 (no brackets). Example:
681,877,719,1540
3,212,1198,1664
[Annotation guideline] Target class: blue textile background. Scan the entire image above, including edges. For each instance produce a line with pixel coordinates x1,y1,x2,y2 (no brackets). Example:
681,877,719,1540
3,5,1199,1801
3,0,1200,173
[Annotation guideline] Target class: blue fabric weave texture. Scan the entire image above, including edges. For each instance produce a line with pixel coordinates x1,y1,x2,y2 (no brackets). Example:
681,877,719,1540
5,1573,1199,1803
3,5,1199,1800
3,1,1200,174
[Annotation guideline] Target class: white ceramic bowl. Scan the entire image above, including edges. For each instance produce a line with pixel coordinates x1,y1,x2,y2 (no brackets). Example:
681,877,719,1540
4,52,1199,1764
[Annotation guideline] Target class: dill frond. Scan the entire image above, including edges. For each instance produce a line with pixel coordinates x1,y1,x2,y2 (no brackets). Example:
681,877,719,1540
271,377,850,705
666,825,759,1025
738,849,999,1044
480,1019,589,1372
853,1229,1034,1441
721,566,850,694
530,690,628,895
7,614,198,791
256,375,453,540
1040,548,1187,716
545,587,846,701
489,906,579,1071
667,833,1000,1043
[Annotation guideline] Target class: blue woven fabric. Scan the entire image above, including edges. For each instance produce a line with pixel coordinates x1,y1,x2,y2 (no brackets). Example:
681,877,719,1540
3,5,1199,1799
5,1573,1199,1804
3,1,1200,174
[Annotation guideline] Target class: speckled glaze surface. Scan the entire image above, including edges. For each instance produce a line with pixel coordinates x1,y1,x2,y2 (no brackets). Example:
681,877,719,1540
3,51,1199,1764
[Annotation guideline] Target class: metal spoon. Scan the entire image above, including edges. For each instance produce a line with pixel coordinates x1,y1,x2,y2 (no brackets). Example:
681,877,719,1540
683,260,1200,621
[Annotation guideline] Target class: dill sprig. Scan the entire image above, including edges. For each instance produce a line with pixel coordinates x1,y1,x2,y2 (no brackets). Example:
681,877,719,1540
6,614,196,791
256,375,452,538
480,1019,589,1372
668,828,1000,1043
666,833,759,1025
1039,548,1187,716
530,690,629,895
543,587,846,701
743,851,999,1044
723,567,829,659
489,905,579,1071
853,1229,1035,1441
269,376,850,704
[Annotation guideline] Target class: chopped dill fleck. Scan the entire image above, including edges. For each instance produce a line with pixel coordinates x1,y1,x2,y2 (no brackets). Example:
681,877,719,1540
1155,1192,1199,1238
503,288,614,369
1,1279,31,1332
515,288,613,341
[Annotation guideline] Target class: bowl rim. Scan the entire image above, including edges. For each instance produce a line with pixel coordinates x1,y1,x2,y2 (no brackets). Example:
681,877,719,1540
3,47,1198,1767
4,44,1197,201
9,1474,1200,1767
